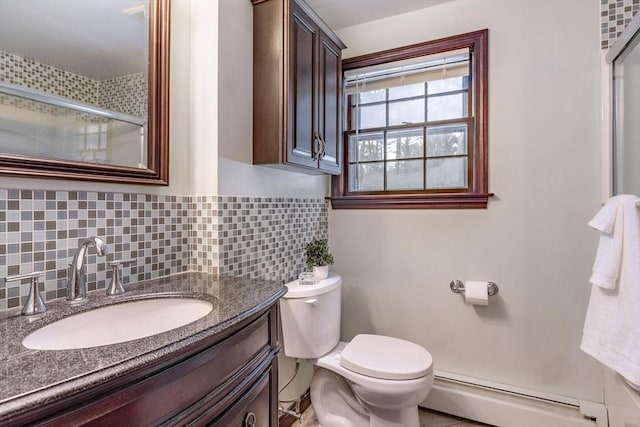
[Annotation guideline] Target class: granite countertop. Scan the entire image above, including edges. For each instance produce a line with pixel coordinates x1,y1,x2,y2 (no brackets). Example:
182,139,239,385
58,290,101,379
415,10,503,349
0,272,286,420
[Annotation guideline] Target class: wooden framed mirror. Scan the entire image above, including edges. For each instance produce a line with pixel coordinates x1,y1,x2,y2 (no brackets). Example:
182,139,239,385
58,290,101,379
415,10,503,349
0,0,170,185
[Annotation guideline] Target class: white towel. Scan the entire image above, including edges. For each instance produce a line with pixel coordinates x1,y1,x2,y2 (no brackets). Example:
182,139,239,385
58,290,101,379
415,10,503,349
587,195,636,288
581,194,640,388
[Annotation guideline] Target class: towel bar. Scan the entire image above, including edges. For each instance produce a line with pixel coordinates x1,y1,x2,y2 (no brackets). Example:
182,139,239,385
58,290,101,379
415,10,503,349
450,279,499,297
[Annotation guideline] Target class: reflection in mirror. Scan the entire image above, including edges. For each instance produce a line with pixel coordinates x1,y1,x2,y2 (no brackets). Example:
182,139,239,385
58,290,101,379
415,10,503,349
0,0,169,184
612,29,640,196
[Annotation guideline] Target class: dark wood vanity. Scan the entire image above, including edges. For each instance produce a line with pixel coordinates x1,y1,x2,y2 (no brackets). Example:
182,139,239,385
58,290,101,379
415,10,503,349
0,274,285,427
8,306,279,427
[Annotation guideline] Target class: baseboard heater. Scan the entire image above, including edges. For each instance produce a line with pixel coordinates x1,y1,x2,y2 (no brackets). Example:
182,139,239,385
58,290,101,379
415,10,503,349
421,371,608,427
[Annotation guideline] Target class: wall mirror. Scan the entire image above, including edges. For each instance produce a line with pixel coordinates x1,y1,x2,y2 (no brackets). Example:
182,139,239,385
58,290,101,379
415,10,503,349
607,12,640,196
0,0,169,185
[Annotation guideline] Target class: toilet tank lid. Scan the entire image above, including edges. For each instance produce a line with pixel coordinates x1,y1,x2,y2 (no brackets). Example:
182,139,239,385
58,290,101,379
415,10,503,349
340,334,433,380
283,273,341,298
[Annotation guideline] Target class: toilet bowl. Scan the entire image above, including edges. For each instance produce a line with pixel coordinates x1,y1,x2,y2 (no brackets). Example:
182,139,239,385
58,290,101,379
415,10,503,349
280,274,434,427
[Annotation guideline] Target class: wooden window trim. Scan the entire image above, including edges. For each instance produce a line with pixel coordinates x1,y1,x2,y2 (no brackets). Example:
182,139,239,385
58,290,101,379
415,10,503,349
331,29,490,209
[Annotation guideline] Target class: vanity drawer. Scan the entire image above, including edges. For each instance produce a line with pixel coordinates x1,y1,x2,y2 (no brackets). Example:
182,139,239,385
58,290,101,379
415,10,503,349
36,310,276,426
209,369,271,427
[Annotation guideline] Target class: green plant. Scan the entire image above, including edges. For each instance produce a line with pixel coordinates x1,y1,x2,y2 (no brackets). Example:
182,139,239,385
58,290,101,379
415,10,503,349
304,238,334,269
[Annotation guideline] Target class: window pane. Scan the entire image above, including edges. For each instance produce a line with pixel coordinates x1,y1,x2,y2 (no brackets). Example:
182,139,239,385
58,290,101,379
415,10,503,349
357,88,386,104
427,76,467,95
427,93,466,121
426,157,467,189
85,133,100,150
353,104,386,129
388,99,424,126
386,128,423,160
349,132,384,162
349,162,384,191
386,160,424,190
388,83,425,100
426,124,467,157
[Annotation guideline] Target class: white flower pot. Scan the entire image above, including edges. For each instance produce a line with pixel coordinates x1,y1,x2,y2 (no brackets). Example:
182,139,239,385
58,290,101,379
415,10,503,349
313,266,329,279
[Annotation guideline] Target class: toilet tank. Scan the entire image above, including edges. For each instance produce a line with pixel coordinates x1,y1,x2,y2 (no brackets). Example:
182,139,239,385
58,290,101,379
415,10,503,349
280,273,341,358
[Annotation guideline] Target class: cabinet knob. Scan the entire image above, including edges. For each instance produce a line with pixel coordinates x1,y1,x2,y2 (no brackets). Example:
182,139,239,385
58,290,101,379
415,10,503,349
244,412,256,427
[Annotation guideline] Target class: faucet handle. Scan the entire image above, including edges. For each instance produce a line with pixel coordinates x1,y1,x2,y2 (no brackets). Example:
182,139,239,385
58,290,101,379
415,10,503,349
106,259,136,296
5,271,47,315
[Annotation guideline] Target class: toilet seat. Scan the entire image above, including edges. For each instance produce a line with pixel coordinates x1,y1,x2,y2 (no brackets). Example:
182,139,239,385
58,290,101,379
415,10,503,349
340,334,433,380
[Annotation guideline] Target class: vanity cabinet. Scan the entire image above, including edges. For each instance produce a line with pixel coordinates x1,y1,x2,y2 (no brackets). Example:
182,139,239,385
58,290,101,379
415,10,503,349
252,0,346,175
6,305,280,427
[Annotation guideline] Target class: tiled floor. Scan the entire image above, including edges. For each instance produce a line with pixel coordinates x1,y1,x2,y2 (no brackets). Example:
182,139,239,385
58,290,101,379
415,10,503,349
291,405,492,427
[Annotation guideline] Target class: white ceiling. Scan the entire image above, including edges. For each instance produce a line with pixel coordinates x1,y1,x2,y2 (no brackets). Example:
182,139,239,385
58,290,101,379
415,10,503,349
0,0,452,81
0,0,148,81
305,0,455,30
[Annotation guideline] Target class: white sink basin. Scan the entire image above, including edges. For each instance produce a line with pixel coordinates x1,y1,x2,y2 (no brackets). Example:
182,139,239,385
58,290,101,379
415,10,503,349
22,298,213,350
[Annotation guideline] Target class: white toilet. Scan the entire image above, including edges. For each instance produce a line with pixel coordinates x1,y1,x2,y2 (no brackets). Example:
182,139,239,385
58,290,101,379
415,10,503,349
280,273,434,427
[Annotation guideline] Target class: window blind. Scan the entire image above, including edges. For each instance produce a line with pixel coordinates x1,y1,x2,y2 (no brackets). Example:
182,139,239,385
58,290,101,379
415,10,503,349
344,48,470,94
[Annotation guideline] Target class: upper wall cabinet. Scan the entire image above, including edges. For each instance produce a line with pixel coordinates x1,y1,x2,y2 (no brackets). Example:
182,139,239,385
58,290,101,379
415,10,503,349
251,0,346,175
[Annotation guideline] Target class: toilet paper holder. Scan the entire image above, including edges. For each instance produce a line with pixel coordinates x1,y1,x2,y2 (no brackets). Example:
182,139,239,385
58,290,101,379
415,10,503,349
449,279,499,296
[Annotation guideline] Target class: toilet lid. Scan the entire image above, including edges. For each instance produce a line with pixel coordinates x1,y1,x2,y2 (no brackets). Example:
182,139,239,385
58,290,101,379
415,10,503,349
340,334,433,380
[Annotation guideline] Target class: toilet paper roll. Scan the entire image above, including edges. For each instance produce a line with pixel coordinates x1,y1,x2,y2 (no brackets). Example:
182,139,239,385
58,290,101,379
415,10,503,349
464,281,489,306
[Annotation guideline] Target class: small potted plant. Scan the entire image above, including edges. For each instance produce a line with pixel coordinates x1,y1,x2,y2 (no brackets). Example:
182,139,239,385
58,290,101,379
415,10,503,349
305,238,334,279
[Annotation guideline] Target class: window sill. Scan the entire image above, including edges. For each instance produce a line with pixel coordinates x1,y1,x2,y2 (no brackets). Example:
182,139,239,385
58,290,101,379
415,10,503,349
329,193,492,209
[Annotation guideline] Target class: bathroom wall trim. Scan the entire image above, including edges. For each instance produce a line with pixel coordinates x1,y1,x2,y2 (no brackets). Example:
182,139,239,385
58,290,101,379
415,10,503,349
601,51,613,203
422,372,607,427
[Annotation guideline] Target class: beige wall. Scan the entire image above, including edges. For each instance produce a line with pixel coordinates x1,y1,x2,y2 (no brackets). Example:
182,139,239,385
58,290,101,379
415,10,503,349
189,0,218,195
330,0,604,401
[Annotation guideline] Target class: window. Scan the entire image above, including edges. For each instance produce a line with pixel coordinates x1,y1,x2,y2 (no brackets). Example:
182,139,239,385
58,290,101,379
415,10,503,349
331,30,489,209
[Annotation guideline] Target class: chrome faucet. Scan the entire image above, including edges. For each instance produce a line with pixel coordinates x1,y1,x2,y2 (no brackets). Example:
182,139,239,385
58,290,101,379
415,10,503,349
67,237,109,303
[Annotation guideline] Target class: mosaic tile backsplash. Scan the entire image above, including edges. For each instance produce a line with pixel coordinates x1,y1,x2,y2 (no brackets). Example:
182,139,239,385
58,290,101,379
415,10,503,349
0,190,328,311
0,189,191,311
218,196,328,283
190,196,219,274
602,0,640,49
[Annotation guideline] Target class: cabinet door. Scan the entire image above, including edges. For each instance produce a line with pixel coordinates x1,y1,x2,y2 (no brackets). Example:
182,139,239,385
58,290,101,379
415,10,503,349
317,33,342,174
288,3,319,169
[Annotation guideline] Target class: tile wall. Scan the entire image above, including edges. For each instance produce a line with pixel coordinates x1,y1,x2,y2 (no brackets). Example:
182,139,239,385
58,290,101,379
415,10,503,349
602,0,640,49
0,51,97,104
218,196,328,283
190,196,219,275
0,189,328,311
0,189,191,311
98,73,148,118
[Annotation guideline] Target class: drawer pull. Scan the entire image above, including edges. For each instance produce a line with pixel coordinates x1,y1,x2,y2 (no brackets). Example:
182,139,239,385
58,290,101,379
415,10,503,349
244,412,256,427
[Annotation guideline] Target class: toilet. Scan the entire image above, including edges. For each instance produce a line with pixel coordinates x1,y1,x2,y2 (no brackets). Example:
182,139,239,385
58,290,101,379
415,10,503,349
280,273,434,427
